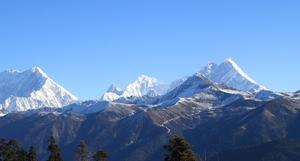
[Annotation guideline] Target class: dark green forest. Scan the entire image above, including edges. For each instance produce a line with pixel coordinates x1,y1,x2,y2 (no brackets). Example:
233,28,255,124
0,136,199,161
2,136,300,161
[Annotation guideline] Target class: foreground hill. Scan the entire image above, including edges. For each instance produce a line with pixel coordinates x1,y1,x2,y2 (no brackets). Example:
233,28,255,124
209,139,300,161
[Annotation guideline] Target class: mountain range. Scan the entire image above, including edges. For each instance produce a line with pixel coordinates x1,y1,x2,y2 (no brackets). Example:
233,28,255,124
0,58,298,161
100,58,267,102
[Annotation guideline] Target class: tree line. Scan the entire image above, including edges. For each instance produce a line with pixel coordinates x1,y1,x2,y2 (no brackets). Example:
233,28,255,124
0,135,200,161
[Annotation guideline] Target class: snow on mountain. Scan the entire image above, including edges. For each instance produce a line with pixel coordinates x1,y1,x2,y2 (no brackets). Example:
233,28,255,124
122,75,167,97
60,100,109,114
101,92,121,102
100,84,123,101
168,77,188,92
200,58,266,92
160,73,216,102
255,90,282,100
100,58,267,103
157,72,253,108
200,61,218,76
101,75,168,101
106,84,123,95
0,67,78,113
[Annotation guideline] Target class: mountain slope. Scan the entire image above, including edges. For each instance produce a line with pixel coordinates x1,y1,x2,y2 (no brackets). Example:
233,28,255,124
201,58,266,92
0,87,298,161
209,139,300,161
101,58,264,102
123,75,167,97
158,73,216,103
0,67,77,113
0,59,297,161
101,84,124,101
155,72,253,108
101,75,168,101
0,86,258,161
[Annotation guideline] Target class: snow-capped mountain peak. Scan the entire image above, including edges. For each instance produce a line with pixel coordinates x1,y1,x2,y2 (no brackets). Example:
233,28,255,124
30,66,49,78
201,61,218,76
101,75,168,101
136,74,160,84
122,74,167,98
0,67,78,114
100,84,124,102
100,58,267,103
224,58,257,84
200,58,266,92
159,72,216,104
106,84,123,95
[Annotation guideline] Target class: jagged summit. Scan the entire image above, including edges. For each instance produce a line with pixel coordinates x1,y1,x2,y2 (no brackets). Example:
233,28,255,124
30,66,49,77
0,67,77,113
106,84,123,95
224,58,257,84
137,74,156,81
100,84,124,102
100,58,267,102
122,74,166,97
162,72,216,99
101,74,168,101
201,61,218,76
200,58,266,92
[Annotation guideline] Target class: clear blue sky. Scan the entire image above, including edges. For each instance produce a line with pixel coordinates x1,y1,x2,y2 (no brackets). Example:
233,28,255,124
1,0,300,100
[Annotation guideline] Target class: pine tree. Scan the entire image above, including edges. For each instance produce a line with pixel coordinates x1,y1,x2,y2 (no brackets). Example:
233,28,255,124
93,150,108,161
47,136,63,161
0,139,27,161
5,139,19,161
19,149,28,161
0,139,29,161
76,140,90,161
27,146,38,161
164,135,199,161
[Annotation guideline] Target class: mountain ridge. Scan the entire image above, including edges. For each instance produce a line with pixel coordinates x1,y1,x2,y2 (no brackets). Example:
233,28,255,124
0,59,299,161
100,58,267,104
200,58,266,92
0,67,78,114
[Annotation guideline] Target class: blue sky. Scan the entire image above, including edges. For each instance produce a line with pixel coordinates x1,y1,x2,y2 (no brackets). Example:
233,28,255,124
0,0,300,100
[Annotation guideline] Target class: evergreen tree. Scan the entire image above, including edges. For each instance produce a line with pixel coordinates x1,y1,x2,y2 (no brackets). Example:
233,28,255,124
0,138,32,161
0,139,27,161
19,149,28,161
47,136,63,161
93,150,108,161
164,136,199,161
4,139,20,161
27,146,38,161
76,140,90,161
